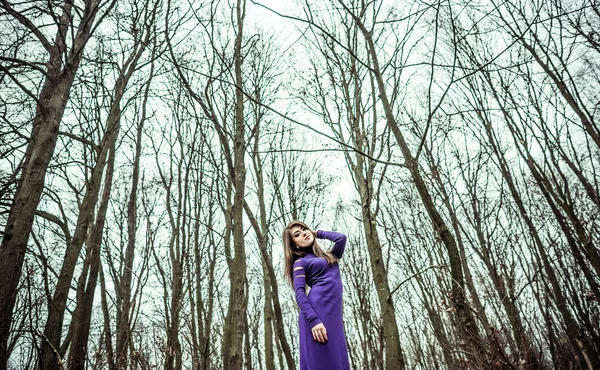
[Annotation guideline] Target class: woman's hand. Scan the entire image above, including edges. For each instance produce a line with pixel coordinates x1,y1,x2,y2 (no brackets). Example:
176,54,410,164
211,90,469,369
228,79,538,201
311,323,328,343
312,230,318,238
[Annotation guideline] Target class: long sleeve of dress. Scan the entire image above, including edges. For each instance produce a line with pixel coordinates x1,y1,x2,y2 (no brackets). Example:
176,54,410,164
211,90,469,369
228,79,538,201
317,230,347,259
293,258,322,327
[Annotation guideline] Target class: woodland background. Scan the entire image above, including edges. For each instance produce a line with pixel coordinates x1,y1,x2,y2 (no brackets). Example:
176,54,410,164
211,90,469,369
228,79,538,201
0,0,599,369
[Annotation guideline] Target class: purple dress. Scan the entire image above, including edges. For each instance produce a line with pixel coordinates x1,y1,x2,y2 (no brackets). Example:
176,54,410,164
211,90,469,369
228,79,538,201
293,230,350,370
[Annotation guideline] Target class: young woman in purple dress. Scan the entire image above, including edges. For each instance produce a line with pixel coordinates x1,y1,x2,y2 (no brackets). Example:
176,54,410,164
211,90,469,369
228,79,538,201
282,220,350,370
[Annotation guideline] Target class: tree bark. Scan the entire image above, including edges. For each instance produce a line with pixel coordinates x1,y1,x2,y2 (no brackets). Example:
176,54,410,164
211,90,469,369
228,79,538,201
221,1,248,368
0,2,105,367
243,77,296,370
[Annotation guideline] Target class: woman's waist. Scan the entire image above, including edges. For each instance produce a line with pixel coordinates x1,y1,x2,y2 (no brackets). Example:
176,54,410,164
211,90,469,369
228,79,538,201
308,284,342,300
308,275,340,287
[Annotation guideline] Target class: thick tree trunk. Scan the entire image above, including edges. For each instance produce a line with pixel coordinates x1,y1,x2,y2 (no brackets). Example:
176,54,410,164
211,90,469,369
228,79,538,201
0,2,102,366
243,279,253,370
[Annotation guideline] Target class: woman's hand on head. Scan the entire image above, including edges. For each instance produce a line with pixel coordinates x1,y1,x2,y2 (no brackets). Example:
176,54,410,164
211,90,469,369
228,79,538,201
312,230,318,238
311,323,328,343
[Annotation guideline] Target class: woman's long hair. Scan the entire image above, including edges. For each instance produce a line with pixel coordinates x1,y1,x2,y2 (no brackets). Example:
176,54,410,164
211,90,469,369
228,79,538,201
283,220,338,286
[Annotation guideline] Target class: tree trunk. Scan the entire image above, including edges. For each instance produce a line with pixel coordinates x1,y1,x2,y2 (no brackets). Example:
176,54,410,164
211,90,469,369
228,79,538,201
99,264,116,370
40,11,150,364
114,75,152,370
262,262,275,370
424,144,492,333
477,102,590,367
67,139,116,370
354,164,406,370
244,97,295,370
0,2,103,367
338,3,486,365
221,1,248,369
415,275,457,369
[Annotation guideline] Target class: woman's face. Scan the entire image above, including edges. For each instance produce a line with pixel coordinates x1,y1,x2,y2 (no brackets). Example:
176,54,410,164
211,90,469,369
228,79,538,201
289,225,314,248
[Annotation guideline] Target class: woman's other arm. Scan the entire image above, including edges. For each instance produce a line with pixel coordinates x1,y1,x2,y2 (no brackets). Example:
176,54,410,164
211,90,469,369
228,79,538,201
293,259,322,327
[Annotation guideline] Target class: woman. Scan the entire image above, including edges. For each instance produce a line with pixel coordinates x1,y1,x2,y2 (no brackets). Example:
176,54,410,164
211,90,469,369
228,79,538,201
283,220,350,370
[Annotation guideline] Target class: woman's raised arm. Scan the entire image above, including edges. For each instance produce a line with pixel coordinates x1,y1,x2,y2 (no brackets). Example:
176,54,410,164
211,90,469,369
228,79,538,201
316,230,347,259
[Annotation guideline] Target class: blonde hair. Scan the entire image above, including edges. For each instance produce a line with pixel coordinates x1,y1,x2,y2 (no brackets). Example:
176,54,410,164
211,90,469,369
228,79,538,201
282,220,338,286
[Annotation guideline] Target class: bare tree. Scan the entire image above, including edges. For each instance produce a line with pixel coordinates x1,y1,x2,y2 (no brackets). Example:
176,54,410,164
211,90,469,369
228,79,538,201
35,3,158,368
241,35,297,370
327,0,489,365
165,0,250,367
0,2,115,367
296,3,407,366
